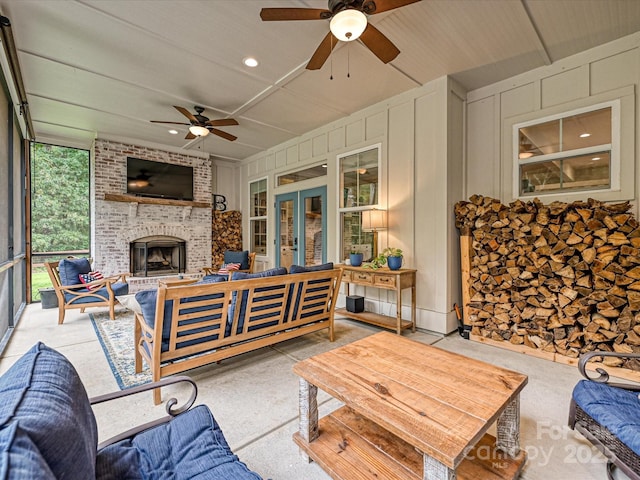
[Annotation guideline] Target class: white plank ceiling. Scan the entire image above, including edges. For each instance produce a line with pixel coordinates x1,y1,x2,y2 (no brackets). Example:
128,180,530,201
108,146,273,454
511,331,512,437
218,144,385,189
1,0,639,161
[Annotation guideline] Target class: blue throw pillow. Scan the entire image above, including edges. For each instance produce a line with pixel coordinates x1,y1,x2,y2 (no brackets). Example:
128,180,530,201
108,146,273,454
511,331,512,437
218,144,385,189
289,262,334,274
0,342,98,478
224,251,250,270
58,257,92,286
197,274,229,285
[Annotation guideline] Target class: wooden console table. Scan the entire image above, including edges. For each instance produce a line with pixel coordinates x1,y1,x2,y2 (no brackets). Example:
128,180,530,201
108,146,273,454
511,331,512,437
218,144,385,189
293,332,528,480
335,265,416,334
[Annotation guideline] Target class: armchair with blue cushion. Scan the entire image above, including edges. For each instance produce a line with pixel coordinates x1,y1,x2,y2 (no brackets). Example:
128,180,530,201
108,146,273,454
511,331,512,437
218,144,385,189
568,351,640,480
203,250,256,276
0,342,262,479
45,257,129,324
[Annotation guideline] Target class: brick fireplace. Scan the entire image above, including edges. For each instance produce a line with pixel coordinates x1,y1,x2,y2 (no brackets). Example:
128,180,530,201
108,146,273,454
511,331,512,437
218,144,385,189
91,139,212,290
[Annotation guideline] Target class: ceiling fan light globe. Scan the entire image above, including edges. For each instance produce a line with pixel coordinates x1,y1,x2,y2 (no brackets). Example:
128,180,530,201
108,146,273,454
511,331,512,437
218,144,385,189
330,9,367,42
189,125,209,137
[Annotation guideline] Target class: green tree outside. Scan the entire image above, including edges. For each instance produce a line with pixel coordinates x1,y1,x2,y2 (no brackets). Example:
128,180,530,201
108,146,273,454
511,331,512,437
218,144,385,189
31,143,90,301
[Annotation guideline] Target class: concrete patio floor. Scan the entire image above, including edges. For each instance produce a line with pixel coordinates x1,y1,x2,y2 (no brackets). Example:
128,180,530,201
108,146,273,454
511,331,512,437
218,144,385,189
0,303,624,479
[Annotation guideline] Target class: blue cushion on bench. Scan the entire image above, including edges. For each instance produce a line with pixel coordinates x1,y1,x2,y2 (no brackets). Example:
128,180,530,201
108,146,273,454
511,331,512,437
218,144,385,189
58,257,92,286
572,379,640,456
136,278,227,353
64,281,129,303
96,405,262,480
224,250,250,270
289,262,333,274
228,268,288,336
288,264,335,321
0,342,98,478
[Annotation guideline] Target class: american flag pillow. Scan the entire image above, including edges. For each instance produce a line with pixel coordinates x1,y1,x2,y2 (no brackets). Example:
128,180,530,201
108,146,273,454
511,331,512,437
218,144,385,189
79,271,104,290
218,263,241,274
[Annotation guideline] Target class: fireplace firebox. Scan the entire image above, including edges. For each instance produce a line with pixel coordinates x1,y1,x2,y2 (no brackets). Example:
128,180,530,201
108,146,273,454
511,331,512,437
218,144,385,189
130,236,186,277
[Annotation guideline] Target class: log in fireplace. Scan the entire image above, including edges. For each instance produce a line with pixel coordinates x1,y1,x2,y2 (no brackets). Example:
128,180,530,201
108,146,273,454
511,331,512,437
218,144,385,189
130,236,186,277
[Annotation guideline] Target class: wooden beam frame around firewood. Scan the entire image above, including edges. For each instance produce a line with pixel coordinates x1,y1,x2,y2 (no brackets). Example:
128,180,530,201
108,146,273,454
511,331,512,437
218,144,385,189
455,194,640,384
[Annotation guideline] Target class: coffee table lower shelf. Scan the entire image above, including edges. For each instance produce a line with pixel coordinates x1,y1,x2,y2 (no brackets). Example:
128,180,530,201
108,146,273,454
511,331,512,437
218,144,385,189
293,406,526,480
335,308,413,332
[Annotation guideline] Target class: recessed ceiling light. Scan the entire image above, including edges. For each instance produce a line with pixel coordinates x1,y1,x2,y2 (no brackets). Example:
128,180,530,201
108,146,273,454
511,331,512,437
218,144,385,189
580,133,591,138
592,157,601,161
168,129,178,135
243,57,259,67
322,164,327,168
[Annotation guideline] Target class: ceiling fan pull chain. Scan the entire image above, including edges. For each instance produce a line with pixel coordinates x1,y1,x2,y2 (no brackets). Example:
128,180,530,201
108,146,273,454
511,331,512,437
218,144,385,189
347,43,350,78
330,34,334,80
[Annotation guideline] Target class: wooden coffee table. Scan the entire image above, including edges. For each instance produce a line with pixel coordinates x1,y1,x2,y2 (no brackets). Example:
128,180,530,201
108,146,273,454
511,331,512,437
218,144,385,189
293,332,528,479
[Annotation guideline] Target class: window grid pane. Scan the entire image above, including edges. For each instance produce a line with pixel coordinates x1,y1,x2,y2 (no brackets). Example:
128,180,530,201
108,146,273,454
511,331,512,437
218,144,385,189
517,105,613,196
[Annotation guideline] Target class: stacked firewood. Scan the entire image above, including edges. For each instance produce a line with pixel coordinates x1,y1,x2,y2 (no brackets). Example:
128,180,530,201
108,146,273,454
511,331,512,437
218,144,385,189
455,195,640,368
211,210,242,268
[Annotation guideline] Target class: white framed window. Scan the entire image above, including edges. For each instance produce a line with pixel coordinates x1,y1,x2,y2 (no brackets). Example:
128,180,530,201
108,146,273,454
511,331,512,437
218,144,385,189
513,100,619,197
337,144,381,261
249,178,267,256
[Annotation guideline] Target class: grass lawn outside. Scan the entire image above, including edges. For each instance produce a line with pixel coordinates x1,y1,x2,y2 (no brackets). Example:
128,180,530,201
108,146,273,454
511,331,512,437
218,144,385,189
32,268,53,302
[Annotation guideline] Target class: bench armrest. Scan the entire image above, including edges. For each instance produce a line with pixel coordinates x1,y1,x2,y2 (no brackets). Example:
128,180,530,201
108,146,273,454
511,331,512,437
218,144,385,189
90,376,198,449
57,273,128,293
578,351,640,390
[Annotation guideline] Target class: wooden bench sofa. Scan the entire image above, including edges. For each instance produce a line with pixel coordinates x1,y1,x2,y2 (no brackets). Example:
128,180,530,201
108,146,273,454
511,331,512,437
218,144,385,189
134,266,343,404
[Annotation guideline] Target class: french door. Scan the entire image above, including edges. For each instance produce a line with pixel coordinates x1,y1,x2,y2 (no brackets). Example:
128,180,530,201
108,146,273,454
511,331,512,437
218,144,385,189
275,187,326,269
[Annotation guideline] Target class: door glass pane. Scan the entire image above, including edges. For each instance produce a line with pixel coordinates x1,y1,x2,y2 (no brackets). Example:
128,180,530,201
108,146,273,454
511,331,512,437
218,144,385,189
304,195,323,266
279,199,295,270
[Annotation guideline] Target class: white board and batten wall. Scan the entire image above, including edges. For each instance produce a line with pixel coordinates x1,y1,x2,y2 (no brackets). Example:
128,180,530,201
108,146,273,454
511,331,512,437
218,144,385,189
241,76,466,335
236,32,640,335
466,32,640,213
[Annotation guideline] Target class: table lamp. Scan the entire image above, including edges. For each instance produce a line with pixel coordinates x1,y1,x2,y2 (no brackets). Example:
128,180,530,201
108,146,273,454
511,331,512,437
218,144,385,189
361,209,387,259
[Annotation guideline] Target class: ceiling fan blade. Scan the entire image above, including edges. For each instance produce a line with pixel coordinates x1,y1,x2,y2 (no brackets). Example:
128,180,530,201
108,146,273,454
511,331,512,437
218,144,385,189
206,118,239,127
359,24,400,63
150,120,190,125
260,8,331,21
174,106,198,123
306,32,339,70
210,128,237,142
364,0,421,15
185,131,196,140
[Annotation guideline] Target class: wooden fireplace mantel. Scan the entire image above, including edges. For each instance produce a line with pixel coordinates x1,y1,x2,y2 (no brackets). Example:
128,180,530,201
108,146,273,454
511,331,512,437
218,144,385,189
104,193,211,208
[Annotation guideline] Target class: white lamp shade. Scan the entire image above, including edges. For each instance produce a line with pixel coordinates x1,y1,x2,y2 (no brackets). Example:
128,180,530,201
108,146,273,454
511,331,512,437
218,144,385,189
362,209,387,231
189,125,209,137
330,9,367,42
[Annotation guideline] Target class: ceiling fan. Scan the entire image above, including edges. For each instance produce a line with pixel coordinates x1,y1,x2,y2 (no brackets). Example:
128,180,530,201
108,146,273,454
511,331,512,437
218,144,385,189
260,0,421,70
150,106,239,141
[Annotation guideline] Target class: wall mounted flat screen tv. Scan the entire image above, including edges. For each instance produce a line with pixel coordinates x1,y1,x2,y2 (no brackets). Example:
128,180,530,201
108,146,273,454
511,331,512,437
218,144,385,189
126,157,194,201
